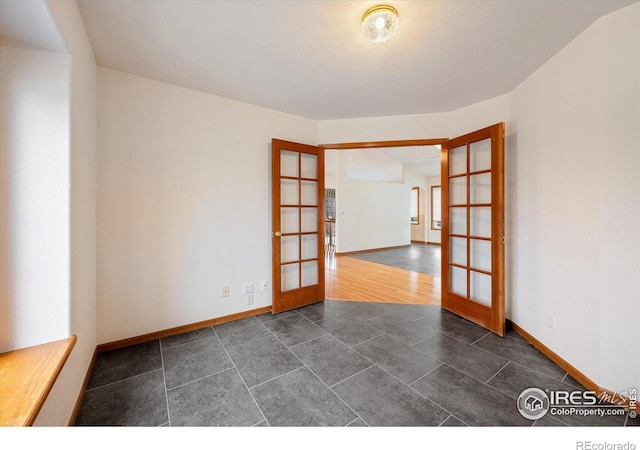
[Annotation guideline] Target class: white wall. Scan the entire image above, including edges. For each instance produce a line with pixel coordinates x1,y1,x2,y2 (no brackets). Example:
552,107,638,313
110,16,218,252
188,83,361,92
97,68,316,343
596,1,639,396
507,3,639,392
0,45,71,351
318,112,450,144
0,0,96,426
34,0,98,426
449,94,510,139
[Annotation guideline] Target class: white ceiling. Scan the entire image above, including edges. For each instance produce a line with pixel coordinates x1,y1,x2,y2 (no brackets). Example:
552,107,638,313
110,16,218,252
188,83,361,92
75,0,637,120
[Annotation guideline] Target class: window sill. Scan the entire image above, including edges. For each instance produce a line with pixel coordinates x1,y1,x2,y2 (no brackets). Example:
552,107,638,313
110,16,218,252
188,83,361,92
0,335,76,426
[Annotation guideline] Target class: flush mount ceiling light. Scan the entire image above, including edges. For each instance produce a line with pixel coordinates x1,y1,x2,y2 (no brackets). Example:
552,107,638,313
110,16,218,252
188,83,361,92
361,5,399,43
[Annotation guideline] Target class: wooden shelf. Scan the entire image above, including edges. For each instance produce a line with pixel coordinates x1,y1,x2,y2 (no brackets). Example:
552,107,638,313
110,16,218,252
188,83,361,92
0,335,76,426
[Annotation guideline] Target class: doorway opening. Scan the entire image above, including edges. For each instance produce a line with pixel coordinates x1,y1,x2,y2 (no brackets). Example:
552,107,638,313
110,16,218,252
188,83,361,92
272,124,505,336
320,139,446,306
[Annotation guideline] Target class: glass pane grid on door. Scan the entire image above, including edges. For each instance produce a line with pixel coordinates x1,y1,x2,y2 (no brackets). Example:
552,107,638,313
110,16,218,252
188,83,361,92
279,149,320,292
447,139,493,303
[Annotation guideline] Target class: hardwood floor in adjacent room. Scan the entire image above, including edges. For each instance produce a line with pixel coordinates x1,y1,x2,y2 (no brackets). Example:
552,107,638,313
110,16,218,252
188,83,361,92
325,253,441,305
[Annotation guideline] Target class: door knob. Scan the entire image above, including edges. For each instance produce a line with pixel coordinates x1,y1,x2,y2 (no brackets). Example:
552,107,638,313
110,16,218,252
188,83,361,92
274,231,282,237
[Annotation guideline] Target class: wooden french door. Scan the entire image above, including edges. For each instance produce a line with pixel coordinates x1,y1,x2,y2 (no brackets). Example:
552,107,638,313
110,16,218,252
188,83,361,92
271,139,325,313
441,123,505,336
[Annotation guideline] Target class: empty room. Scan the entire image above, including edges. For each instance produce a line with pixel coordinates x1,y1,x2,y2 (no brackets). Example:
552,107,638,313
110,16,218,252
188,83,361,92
1,0,638,445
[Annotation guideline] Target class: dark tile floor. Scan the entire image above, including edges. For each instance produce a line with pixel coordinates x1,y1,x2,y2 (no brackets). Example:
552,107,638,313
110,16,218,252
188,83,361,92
348,243,441,276
75,300,637,427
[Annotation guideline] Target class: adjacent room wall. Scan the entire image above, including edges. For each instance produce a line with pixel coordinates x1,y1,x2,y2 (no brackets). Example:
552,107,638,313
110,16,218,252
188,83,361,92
404,166,428,243
333,151,411,253
97,68,316,344
426,175,442,245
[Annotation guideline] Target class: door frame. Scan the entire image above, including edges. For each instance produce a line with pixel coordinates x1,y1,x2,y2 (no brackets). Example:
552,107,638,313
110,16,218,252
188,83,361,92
318,140,449,247
271,138,446,314
319,138,448,264
273,133,504,335
318,132,505,336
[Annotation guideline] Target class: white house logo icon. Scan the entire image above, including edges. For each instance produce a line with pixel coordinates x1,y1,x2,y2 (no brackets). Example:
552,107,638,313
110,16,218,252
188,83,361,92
525,395,543,411
517,388,550,420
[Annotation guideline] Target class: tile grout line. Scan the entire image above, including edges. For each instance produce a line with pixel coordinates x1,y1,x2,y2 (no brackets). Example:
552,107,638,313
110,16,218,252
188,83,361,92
318,318,473,424
401,362,470,423
470,331,492,345
213,326,271,427
437,414,454,427
411,362,536,427
439,362,535,407
328,364,376,390
222,331,275,350
83,367,164,392
468,334,568,382
368,358,449,407
265,326,368,426
498,358,574,386
164,366,236,392
410,362,445,386
161,332,218,352
159,338,172,426
437,414,471,427
484,360,511,385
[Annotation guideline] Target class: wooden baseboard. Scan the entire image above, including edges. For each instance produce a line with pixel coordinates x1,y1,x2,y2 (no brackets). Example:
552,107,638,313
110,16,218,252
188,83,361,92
411,241,441,245
507,320,636,412
410,240,441,246
336,244,410,256
69,346,97,426
96,306,272,353
410,240,428,244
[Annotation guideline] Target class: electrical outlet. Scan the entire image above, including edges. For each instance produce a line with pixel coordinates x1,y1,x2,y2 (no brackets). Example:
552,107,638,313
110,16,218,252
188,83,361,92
243,283,254,295
261,280,268,291
222,286,230,297
246,294,254,306
548,314,556,330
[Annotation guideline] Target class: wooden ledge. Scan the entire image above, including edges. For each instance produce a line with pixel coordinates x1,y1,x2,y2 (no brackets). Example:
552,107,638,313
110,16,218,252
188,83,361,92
0,335,76,426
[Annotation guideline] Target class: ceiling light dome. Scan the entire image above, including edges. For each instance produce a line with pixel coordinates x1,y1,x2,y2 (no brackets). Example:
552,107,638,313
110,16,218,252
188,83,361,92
361,5,399,43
